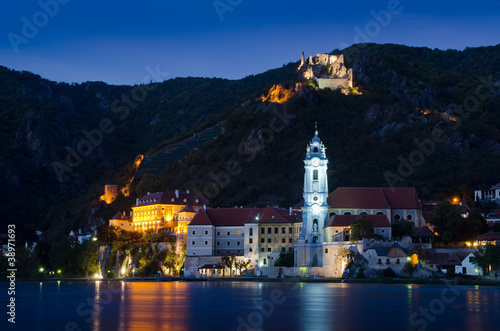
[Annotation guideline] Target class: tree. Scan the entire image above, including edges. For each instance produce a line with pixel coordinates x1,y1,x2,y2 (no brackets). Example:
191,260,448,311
274,252,294,267
221,255,236,276
350,217,374,241
235,260,252,276
471,244,500,274
97,225,118,242
429,201,461,242
392,219,415,238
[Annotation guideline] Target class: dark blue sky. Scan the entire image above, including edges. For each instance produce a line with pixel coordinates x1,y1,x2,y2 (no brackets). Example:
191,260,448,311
1,0,499,85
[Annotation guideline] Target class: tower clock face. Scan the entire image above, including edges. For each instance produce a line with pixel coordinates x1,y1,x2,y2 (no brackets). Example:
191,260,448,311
312,158,319,167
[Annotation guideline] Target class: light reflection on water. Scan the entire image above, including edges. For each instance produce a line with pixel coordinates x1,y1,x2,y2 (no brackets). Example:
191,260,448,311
9,281,500,331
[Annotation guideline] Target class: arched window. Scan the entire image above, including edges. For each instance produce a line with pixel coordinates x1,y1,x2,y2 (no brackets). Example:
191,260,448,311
360,212,368,215
344,212,352,215
313,169,318,180
393,214,401,221
376,211,384,215
407,214,413,221
313,147,318,153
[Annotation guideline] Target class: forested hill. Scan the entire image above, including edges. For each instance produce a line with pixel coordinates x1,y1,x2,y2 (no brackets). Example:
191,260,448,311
1,43,500,242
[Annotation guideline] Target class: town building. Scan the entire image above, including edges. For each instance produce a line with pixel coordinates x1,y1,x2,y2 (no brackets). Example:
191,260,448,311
108,190,209,244
109,212,133,231
474,183,500,203
184,206,302,276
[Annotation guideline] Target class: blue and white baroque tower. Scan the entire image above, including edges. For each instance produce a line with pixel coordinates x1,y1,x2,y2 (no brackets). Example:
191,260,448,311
300,129,329,244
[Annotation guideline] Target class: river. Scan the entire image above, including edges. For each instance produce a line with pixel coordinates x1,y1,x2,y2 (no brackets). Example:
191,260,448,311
4,280,500,330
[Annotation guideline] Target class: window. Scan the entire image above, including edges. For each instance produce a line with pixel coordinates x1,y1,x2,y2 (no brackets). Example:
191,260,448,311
289,227,292,234
217,242,220,246
396,258,400,264
249,228,253,236
282,228,286,234
267,228,271,234
288,247,293,252
237,241,240,246
205,231,208,235
261,228,265,234
249,248,253,252
192,231,195,235
382,229,385,233
263,258,267,265
217,232,220,236
344,212,351,215
268,248,271,252
393,214,401,221
260,248,264,252
325,249,328,254
260,238,265,243
227,242,230,246
282,247,286,252
227,231,230,236
249,238,253,244
282,238,286,243
407,214,413,221
376,211,384,215
335,230,339,233
377,258,382,264
360,212,367,215
462,267,466,274
313,169,318,180
274,227,278,234
192,241,195,245
204,241,208,245
267,238,271,243
289,238,293,243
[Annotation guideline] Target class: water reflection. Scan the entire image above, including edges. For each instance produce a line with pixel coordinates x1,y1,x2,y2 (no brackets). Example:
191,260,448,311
23,281,500,331
128,282,189,331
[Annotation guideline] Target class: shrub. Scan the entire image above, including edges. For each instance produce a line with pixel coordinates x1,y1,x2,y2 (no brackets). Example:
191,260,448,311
382,267,396,278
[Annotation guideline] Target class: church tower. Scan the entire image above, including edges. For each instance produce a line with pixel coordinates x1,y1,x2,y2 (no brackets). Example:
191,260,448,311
300,127,329,244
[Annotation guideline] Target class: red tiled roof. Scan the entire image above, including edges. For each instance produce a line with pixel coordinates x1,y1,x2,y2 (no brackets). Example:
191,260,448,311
110,212,130,221
179,204,196,213
135,191,209,207
412,226,435,238
189,207,302,227
477,232,500,241
325,214,391,228
259,206,301,223
427,252,448,265
327,187,422,210
328,188,390,209
325,215,357,227
293,199,304,209
189,208,213,226
381,187,422,209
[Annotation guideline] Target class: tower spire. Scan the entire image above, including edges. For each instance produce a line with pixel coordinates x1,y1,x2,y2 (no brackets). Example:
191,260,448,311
315,122,318,135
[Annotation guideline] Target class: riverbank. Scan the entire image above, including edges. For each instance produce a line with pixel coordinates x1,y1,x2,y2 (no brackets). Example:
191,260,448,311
22,276,500,286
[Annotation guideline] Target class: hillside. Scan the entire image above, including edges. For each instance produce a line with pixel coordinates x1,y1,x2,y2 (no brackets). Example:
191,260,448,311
2,43,500,242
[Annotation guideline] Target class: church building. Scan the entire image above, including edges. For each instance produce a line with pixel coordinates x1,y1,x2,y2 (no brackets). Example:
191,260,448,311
295,129,425,268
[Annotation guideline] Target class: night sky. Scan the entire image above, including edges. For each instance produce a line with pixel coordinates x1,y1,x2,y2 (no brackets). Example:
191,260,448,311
1,0,499,85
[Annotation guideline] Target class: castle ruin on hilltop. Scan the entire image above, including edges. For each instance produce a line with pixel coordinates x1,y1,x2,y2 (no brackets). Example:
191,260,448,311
298,51,353,93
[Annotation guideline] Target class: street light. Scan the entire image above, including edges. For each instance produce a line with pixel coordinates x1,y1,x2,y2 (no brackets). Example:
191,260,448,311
39,267,44,272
